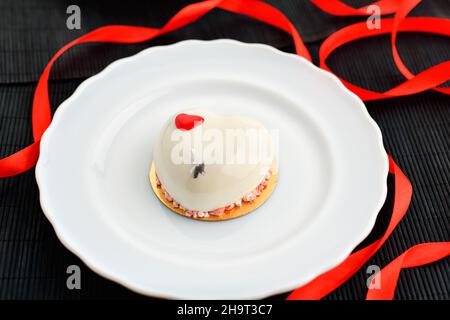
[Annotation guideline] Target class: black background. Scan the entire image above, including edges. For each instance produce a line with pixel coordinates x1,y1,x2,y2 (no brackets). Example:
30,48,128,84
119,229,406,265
0,0,449,300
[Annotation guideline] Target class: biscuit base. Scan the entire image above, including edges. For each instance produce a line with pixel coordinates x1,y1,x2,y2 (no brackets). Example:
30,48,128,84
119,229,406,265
149,161,278,221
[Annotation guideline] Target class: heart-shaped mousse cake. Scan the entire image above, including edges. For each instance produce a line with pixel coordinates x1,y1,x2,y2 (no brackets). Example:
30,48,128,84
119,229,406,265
151,109,277,220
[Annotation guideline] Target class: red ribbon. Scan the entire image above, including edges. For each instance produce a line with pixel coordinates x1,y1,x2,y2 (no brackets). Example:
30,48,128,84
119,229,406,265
0,0,448,299
366,242,450,300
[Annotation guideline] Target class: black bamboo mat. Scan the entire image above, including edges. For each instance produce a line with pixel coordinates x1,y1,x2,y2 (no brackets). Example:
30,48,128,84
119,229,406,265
0,0,449,300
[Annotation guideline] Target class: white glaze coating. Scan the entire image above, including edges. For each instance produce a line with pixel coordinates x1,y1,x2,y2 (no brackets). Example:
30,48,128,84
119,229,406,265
153,109,274,211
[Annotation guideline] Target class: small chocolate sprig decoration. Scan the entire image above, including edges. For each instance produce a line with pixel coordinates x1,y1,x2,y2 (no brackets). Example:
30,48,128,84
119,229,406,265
191,163,205,179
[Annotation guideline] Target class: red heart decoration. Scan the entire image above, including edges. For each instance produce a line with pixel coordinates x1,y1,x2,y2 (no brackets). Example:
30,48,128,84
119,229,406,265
175,113,204,131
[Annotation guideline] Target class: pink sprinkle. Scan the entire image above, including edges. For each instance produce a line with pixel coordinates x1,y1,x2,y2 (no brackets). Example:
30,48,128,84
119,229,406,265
164,192,173,202
243,192,256,202
185,210,196,217
197,211,207,218
225,204,235,211
209,207,225,216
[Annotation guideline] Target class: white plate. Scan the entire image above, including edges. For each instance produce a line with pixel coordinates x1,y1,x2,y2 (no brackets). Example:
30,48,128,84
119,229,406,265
36,40,388,299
